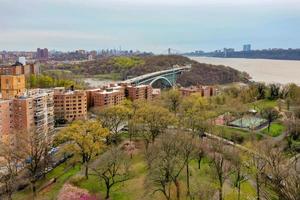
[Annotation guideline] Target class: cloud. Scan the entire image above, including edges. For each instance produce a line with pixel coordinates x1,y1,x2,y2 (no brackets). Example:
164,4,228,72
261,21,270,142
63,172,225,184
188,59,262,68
0,30,121,50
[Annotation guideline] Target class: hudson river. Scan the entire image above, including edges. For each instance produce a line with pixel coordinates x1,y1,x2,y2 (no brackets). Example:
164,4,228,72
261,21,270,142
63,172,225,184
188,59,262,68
190,57,300,85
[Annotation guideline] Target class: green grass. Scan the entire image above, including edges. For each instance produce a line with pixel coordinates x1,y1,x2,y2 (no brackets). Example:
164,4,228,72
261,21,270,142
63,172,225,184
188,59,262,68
225,181,256,200
261,122,285,137
13,143,258,200
248,99,277,111
78,153,148,200
214,126,260,144
13,164,81,200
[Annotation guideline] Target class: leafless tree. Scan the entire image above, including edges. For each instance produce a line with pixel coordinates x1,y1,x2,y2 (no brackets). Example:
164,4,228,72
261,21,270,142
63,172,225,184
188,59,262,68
92,147,131,200
206,140,233,200
15,130,49,199
145,133,186,200
0,137,21,200
229,149,248,200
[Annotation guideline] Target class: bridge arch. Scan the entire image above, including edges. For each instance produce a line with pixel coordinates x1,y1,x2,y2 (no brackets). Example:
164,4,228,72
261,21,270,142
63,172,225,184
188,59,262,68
149,76,173,88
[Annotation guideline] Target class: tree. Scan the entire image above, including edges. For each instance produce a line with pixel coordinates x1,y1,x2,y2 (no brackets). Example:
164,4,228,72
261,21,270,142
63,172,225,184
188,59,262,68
196,140,206,170
230,150,248,200
240,84,258,103
163,89,181,115
133,104,176,149
257,83,266,100
245,142,267,200
180,94,213,137
261,107,280,132
92,147,131,200
15,130,49,199
55,120,108,179
177,132,197,197
268,84,280,100
145,133,186,200
206,140,233,200
261,141,300,200
97,105,131,144
0,139,20,200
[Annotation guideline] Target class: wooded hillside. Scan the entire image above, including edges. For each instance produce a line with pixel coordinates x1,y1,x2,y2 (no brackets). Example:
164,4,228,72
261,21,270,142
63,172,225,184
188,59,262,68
43,55,249,86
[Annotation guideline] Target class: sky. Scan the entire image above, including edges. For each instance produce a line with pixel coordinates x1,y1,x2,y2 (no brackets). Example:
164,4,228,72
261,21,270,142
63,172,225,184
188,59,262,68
1,0,300,53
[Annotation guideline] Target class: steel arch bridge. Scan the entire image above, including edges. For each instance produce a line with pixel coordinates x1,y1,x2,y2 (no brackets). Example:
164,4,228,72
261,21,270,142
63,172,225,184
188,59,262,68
122,65,191,88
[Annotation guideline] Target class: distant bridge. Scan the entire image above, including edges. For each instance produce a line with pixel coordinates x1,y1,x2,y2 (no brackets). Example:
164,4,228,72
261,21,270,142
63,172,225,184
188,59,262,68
122,65,191,88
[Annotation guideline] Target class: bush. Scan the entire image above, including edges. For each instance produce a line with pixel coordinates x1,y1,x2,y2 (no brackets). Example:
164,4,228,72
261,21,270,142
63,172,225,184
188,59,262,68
69,175,86,187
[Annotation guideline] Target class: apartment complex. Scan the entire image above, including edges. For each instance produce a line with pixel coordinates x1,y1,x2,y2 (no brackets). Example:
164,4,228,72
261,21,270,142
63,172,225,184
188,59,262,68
180,85,217,97
28,89,55,136
0,89,54,143
0,61,39,99
0,62,39,76
53,87,87,122
93,86,125,108
87,84,154,109
125,84,152,101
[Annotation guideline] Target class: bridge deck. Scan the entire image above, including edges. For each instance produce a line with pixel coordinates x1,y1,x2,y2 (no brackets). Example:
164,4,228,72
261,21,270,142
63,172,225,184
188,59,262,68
122,65,191,84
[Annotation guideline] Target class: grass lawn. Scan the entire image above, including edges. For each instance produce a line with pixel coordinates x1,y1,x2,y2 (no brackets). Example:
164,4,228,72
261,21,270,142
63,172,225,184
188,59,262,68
77,153,257,200
248,99,277,111
13,142,258,200
12,164,81,200
261,122,285,137
225,181,257,200
214,126,262,144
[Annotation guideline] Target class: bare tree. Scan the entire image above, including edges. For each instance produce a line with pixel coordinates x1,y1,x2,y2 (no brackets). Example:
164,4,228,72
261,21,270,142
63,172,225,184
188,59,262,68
0,138,20,200
206,140,233,200
261,141,300,200
177,132,197,197
15,130,49,199
145,133,186,200
245,142,267,200
92,147,131,200
230,149,248,200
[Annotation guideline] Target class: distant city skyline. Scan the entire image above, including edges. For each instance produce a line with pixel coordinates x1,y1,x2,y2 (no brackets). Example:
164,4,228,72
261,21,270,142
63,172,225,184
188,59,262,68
1,0,300,53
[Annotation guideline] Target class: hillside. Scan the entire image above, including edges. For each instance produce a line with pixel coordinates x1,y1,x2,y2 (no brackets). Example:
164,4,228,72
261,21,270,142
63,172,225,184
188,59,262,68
43,55,249,86
176,62,250,86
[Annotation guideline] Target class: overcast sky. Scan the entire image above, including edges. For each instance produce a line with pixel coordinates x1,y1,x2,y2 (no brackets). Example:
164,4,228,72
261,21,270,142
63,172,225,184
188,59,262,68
1,0,300,53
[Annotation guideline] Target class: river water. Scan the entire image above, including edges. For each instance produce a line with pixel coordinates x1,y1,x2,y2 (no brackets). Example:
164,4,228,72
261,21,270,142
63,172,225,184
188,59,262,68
189,57,300,85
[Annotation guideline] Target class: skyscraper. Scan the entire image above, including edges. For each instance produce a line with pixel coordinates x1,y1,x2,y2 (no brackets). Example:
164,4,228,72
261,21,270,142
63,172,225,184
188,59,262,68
243,44,251,52
36,48,49,61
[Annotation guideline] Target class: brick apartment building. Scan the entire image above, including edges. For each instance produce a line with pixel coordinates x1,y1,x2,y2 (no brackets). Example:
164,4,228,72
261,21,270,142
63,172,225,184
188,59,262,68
53,87,87,122
125,84,152,101
0,74,26,99
87,84,153,109
0,62,39,77
180,85,217,97
0,89,54,143
93,88,125,108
